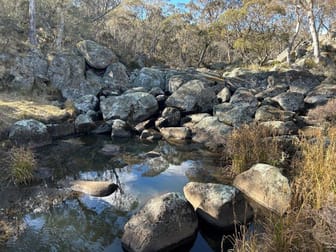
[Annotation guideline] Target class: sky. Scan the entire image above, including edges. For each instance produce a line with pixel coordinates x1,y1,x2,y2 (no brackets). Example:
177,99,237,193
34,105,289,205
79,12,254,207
170,0,190,5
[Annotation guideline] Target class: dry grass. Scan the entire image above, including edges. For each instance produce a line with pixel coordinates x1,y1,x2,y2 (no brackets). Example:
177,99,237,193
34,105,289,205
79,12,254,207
0,91,70,134
8,146,37,185
224,124,282,174
0,221,11,247
231,127,336,251
292,127,336,209
307,99,336,125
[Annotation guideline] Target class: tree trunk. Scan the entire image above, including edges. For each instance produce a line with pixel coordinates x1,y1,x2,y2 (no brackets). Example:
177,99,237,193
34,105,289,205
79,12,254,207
197,42,210,67
56,4,65,51
306,0,320,63
287,5,301,64
28,0,37,46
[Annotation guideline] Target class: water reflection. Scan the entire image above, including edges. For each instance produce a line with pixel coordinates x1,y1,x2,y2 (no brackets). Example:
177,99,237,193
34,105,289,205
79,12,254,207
6,135,227,252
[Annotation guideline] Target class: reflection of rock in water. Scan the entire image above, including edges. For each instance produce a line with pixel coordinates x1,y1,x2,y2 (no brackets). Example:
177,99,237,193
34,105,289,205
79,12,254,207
142,156,169,177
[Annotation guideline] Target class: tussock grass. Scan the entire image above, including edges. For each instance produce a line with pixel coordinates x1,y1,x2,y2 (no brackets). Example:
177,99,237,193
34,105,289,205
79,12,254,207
0,221,11,247
224,124,282,174
307,99,336,125
292,127,336,209
9,146,37,185
230,127,336,251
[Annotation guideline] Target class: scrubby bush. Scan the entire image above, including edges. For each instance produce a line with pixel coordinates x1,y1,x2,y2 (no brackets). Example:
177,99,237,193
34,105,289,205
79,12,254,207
9,147,36,185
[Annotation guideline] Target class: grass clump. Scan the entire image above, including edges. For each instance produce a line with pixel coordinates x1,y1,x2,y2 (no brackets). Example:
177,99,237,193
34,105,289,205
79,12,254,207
9,146,37,185
292,127,336,209
0,221,11,247
224,124,282,174
230,127,336,251
307,99,336,125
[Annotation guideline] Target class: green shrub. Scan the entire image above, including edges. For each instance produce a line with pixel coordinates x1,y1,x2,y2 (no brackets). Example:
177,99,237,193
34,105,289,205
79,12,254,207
9,147,37,185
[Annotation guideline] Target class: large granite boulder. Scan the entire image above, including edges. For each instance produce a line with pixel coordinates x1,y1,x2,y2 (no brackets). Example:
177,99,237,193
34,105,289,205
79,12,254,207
304,83,336,106
160,127,191,141
230,88,258,108
73,95,99,113
259,121,298,135
214,103,256,127
9,119,52,147
122,192,198,252
48,52,104,100
76,40,118,69
272,92,305,112
166,74,192,93
255,105,295,122
131,67,165,91
255,85,288,100
10,49,48,91
287,70,321,95
103,62,129,92
165,80,217,113
71,180,119,197
100,92,158,124
233,163,291,215
191,116,232,150
183,182,253,228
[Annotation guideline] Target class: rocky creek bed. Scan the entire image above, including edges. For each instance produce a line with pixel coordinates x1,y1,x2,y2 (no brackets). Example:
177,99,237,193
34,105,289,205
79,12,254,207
1,135,235,252
1,39,336,251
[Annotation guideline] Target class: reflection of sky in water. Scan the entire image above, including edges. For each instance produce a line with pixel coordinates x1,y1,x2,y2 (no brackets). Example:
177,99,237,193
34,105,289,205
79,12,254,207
24,215,45,231
9,136,220,252
78,160,195,211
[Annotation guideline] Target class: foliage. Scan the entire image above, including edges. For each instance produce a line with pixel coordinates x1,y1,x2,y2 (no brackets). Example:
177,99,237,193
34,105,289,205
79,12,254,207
1,0,336,67
9,146,37,185
224,124,282,174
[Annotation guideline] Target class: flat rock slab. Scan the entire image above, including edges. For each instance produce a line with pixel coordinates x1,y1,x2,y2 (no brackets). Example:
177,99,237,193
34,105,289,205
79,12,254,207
71,180,119,197
233,163,291,215
122,192,198,252
184,182,252,228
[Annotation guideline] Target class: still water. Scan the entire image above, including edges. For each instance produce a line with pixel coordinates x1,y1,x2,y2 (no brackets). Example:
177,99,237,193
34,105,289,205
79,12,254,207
5,135,231,252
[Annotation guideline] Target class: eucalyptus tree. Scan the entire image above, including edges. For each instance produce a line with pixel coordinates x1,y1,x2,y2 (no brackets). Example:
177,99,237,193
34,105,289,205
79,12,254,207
28,0,37,46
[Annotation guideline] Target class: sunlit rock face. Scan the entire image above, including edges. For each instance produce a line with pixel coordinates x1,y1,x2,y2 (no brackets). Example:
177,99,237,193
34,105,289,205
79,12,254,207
9,119,52,147
99,92,158,124
233,163,291,216
76,40,118,69
71,180,119,197
122,192,198,252
184,182,253,228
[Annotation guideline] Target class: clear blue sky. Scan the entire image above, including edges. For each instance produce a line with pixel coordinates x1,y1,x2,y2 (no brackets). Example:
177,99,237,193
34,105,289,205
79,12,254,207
170,0,189,5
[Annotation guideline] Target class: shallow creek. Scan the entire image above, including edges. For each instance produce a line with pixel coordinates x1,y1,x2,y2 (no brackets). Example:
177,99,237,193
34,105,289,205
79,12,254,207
3,135,234,252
